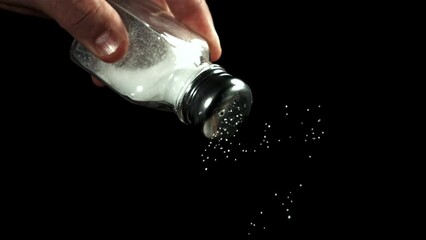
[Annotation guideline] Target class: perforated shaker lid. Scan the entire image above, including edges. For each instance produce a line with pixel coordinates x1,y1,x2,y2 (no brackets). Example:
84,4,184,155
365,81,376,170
182,65,253,140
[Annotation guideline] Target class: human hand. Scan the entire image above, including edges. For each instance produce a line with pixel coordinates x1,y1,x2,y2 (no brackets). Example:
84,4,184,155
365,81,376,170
0,0,222,85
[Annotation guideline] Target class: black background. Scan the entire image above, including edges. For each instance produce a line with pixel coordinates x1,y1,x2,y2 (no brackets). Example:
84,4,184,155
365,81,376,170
0,1,366,239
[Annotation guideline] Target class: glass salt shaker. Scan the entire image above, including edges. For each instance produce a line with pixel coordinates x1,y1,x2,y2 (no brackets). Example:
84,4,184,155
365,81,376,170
70,0,252,139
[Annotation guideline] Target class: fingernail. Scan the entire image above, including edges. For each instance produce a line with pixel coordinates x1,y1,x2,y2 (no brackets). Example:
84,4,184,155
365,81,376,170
95,31,119,56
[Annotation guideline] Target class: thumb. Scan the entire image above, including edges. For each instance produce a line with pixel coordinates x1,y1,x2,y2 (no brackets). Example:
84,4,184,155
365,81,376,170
34,0,128,63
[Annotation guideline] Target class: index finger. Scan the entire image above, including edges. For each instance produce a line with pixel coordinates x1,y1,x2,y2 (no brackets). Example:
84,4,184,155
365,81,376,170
166,0,222,61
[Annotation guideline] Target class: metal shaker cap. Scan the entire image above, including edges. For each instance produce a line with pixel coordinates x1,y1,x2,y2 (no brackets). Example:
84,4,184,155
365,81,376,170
182,65,253,140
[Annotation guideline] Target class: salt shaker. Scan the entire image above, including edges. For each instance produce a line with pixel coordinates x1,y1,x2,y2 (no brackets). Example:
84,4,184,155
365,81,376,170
70,0,252,139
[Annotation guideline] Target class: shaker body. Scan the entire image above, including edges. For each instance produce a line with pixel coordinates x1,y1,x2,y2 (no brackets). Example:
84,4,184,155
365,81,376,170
70,0,211,110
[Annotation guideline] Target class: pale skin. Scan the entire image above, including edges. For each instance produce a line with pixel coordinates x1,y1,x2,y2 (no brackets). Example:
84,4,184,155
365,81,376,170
0,0,222,86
